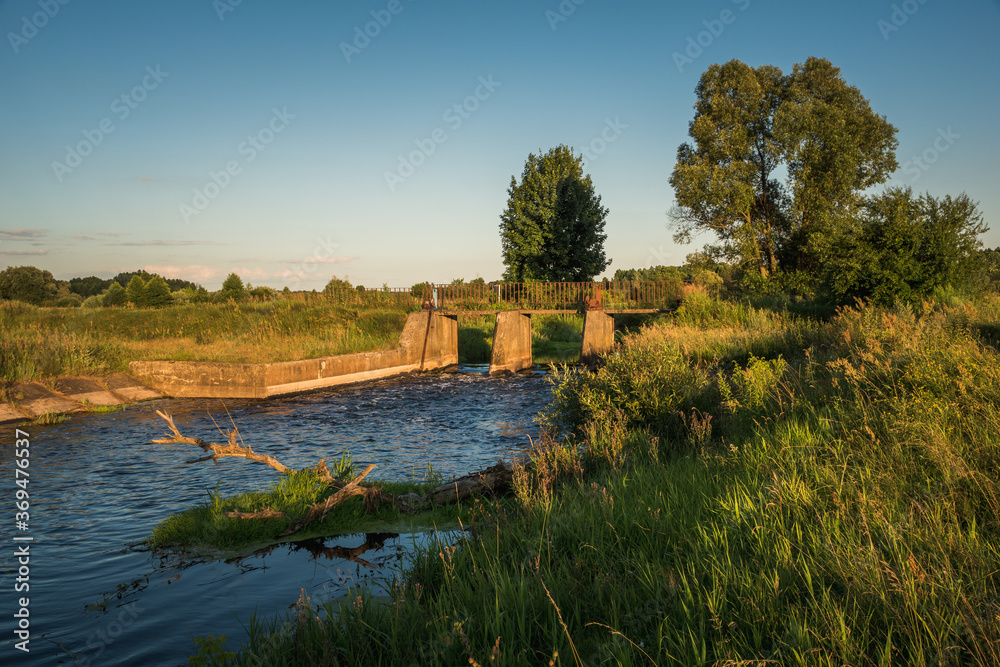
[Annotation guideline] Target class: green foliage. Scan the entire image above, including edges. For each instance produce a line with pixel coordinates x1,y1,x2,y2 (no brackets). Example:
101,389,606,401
410,281,433,298
823,187,988,305
144,275,174,308
0,265,58,305
670,57,898,276
69,275,112,297
218,273,247,303
81,294,104,308
102,281,127,307
322,275,352,299
249,285,276,301
611,265,684,282
500,145,610,282
53,295,82,308
125,275,147,307
189,635,236,666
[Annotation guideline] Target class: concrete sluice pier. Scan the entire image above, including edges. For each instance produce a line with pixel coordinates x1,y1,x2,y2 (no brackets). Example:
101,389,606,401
129,309,618,398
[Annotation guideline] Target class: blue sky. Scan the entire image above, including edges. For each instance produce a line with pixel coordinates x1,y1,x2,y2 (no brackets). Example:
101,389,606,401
1,0,998,290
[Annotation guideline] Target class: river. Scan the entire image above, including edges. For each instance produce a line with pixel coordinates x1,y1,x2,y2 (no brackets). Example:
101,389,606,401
1,367,551,666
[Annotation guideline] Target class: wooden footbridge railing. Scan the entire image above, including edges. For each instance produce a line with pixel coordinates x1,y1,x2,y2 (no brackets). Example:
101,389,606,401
325,280,685,313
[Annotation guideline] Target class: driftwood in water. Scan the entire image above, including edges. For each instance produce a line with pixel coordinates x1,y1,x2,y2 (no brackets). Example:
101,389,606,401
153,410,293,475
151,411,514,539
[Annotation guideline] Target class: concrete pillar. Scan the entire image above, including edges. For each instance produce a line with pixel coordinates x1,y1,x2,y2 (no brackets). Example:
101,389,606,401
580,310,614,366
489,311,532,374
419,313,459,370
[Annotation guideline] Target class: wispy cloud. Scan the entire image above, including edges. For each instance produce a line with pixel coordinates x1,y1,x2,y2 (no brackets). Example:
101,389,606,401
0,228,48,241
282,255,356,265
105,239,222,247
72,235,97,241
0,249,49,256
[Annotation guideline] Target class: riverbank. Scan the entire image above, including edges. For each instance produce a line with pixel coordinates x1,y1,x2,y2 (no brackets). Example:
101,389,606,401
0,374,164,424
218,293,1000,665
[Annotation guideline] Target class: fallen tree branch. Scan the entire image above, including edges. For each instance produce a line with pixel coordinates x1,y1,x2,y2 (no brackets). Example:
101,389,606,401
278,464,376,538
153,410,293,475
151,412,517,543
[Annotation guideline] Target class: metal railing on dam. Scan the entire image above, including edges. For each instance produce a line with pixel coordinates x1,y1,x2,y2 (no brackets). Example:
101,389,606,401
325,280,687,313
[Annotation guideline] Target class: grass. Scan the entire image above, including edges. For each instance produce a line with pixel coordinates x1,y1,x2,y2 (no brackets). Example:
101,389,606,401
2,298,599,382
0,298,413,382
149,458,476,558
198,292,1000,666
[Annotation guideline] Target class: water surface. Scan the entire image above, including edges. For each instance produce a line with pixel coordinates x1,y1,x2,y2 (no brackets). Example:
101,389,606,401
1,367,550,666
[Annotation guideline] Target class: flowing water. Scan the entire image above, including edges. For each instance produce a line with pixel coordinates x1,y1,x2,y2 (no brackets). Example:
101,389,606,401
1,367,551,666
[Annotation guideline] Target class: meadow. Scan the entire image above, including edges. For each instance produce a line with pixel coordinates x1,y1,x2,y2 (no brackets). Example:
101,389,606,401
203,291,1000,666
0,297,592,384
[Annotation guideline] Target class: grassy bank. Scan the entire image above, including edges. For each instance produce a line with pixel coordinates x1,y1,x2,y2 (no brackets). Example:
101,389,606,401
148,458,472,557
208,293,1000,666
0,299,412,383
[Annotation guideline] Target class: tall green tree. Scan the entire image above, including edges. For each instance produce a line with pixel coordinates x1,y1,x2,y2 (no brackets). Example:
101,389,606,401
144,275,174,308
125,275,148,307
218,273,247,302
102,281,127,307
669,57,898,276
0,265,57,304
500,145,610,282
823,187,987,305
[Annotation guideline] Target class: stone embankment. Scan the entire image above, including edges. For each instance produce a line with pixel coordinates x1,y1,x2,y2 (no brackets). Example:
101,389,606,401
0,374,164,424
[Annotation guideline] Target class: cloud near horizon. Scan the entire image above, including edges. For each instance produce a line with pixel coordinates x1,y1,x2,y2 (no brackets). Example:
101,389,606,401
0,249,49,256
0,229,48,241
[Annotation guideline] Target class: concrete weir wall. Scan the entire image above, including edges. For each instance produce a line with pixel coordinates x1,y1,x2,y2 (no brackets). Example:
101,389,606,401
489,311,533,374
130,312,458,399
580,310,615,365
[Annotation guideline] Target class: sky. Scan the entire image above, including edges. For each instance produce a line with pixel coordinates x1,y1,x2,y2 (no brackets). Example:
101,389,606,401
1,0,998,291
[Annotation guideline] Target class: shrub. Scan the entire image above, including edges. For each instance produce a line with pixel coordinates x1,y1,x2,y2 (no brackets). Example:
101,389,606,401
125,275,147,306
102,281,127,307
145,276,174,308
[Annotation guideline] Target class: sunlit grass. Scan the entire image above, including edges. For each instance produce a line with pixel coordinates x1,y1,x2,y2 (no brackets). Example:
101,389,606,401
215,293,1000,666
0,299,411,381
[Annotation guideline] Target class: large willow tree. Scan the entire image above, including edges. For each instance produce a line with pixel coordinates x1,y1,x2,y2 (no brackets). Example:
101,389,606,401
500,145,610,282
669,57,899,276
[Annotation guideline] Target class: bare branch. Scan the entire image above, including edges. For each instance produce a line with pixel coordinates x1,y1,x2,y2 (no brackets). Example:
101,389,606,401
152,410,294,475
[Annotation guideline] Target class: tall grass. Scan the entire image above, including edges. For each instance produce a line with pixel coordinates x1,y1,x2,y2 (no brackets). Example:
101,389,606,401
202,295,1000,665
0,300,411,382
